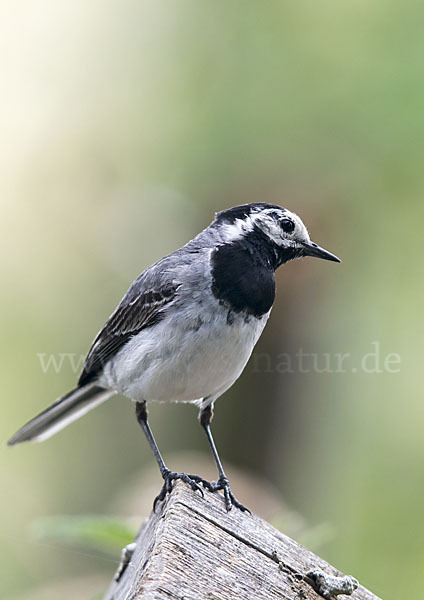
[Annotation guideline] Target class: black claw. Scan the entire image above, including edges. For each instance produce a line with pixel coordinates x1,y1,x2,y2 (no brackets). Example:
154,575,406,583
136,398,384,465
153,471,204,510
153,471,250,514
187,474,215,492
188,474,250,513
153,484,167,511
227,490,251,513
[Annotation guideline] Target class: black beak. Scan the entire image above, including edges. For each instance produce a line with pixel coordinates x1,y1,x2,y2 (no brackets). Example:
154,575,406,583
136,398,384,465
301,241,341,263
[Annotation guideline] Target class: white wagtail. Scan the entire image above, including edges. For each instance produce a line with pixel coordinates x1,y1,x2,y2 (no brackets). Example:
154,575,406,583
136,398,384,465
9,203,340,511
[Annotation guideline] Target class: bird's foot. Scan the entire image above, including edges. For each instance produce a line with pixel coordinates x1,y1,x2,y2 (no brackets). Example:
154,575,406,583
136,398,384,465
188,474,251,513
153,469,204,511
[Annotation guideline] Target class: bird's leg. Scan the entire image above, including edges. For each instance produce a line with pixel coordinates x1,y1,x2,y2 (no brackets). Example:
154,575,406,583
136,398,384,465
194,404,250,513
135,401,203,510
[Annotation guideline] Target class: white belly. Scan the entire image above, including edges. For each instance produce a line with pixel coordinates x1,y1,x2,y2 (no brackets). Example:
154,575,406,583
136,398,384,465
100,306,270,404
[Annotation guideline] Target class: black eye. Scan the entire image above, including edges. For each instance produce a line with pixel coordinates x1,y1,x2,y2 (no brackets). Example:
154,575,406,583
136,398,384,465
280,218,295,233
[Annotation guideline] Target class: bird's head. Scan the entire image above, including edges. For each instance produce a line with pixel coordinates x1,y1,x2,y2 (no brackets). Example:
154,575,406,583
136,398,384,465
214,203,341,267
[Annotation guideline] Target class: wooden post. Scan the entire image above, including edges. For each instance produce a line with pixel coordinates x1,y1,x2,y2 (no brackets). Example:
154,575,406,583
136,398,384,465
103,481,381,600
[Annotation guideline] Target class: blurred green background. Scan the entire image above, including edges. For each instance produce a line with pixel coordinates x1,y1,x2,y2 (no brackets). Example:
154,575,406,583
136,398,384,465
1,1,423,598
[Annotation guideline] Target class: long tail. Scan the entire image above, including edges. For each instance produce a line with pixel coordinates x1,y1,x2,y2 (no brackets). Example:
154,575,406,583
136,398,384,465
8,384,116,445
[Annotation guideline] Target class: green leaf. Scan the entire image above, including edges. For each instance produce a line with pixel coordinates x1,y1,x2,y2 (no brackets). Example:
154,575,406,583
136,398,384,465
32,515,137,554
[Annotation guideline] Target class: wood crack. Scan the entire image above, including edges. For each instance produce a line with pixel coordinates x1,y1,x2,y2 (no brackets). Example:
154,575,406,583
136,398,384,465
178,500,306,581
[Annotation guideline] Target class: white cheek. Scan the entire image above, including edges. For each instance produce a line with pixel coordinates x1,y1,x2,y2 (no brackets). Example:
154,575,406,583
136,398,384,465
263,222,286,245
270,231,285,245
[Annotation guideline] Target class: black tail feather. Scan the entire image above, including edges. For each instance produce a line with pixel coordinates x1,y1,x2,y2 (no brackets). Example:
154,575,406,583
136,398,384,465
8,384,115,445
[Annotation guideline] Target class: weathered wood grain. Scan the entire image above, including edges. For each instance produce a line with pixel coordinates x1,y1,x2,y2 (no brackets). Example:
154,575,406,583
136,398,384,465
103,481,382,600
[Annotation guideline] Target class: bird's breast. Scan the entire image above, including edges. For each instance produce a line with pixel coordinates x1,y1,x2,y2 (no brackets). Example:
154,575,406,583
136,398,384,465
101,301,270,403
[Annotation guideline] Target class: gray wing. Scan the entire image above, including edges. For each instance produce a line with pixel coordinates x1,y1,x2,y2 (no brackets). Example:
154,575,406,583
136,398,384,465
78,277,179,386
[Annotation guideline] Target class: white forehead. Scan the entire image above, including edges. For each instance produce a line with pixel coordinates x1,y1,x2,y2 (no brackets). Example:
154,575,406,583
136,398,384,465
219,207,310,246
255,207,310,245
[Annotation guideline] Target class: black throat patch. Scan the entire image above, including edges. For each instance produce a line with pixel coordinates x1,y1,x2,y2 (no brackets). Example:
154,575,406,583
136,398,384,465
211,228,296,318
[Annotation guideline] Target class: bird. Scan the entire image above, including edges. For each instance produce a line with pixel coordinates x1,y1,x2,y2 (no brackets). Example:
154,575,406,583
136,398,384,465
8,203,340,512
